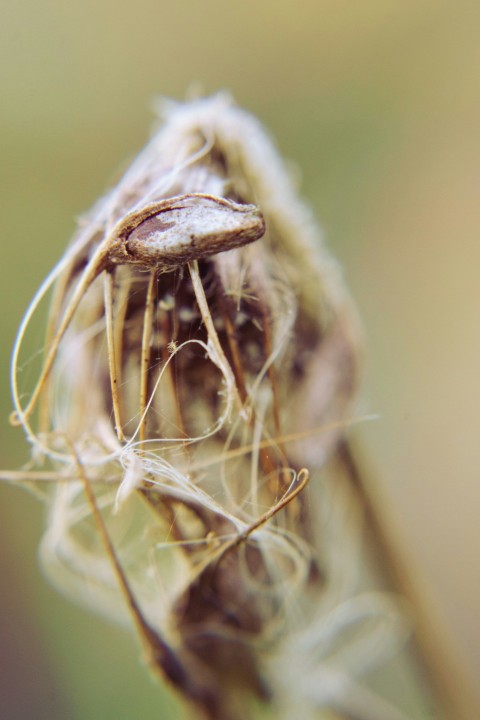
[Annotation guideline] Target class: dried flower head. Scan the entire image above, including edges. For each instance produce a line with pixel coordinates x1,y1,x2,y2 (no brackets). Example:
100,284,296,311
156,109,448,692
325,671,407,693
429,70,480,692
8,94,410,720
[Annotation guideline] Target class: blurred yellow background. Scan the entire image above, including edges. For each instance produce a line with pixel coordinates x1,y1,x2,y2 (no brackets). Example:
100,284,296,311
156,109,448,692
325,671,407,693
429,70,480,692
1,1,479,718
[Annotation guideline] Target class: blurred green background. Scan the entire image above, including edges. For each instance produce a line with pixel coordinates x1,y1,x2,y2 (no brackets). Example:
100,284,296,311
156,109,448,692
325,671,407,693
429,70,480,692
1,1,479,718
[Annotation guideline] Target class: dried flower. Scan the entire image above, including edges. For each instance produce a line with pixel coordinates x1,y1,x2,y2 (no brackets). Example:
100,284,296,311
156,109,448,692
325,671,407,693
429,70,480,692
8,94,411,720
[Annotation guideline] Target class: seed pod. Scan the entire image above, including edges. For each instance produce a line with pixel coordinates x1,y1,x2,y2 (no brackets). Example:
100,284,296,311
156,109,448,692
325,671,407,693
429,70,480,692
10,95,417,720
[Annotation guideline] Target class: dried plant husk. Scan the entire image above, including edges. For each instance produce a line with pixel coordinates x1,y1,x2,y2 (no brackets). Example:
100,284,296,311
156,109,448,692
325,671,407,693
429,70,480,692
10,96,411,720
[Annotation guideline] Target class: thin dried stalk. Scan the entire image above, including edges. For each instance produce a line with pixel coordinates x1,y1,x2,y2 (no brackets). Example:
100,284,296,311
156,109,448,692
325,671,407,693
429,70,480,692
8,94,424,720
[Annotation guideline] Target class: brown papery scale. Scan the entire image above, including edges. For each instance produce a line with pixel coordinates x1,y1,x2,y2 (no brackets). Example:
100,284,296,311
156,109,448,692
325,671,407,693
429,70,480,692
107,194,265,268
